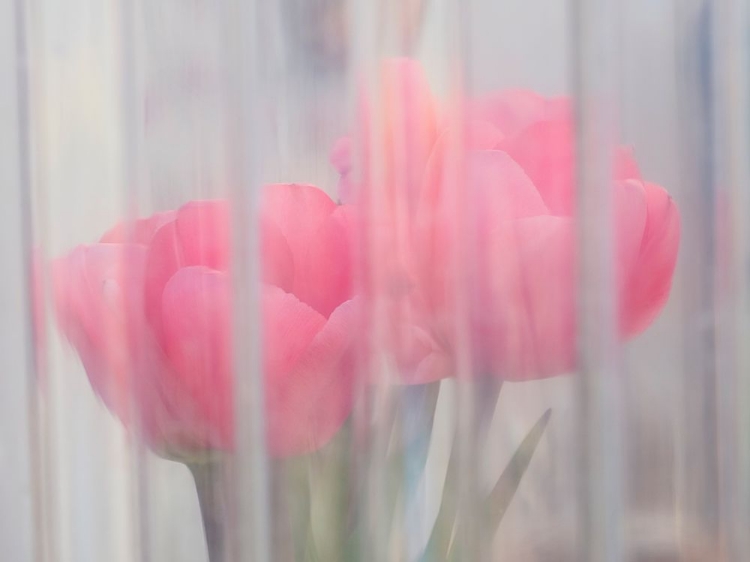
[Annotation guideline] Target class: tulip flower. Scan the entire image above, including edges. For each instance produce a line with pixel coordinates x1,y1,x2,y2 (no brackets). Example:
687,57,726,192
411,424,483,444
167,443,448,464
332,58,680,382
53,184,358,458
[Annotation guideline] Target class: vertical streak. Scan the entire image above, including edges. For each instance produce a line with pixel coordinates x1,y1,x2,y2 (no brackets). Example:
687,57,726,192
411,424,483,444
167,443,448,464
674,1,721,556
711,0,750,559
22,1,57,559
223,0,270,560
443,0,483,559
12,0,43,560
348,2,395,561
570,0,623,560
117,0,149,560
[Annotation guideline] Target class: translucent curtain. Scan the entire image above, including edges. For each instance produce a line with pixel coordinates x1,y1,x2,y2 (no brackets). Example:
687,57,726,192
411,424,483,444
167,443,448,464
4,0,750,561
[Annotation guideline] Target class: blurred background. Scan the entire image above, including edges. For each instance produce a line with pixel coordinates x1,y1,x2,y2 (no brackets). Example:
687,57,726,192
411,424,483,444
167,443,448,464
1,0,748,561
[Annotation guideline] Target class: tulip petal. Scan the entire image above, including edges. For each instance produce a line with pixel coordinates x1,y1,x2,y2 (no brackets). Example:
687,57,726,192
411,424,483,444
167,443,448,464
259,217,296,294
497,119,576,216
469,150,549,223
176,198,296,292
621,182,680,335
418,124,505,219
414,129,506,315
145,202,296,341
262,285,329,382
266,297,359,456
379,58,441,211
160,269,335,452
144,220,184,343
380,59,439,140
614,180,648,295
262,182,337,258
469,89,570,139
53,244,147,421
346,58,441,212
159,267,235,449
498,119,644,217
473,217,576,380
262,183,357,314
160,267,232,399
514,217,577,378
175,200,231,271
395,323,453,385
99,210,176,245
293,205,355,318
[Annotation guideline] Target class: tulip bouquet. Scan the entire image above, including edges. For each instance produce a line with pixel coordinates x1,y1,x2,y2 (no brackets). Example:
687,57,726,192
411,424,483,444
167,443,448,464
51,58,679,561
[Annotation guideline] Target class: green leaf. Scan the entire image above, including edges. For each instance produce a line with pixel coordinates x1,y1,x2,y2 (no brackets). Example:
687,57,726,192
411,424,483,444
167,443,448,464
420,438,459,562
421,407,551,562
484,408,551,530
420,381,502,562
387,381,442,521
401,381,442,481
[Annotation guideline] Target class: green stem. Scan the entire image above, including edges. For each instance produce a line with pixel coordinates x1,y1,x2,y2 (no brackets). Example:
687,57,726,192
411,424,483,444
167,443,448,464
188,459,231,562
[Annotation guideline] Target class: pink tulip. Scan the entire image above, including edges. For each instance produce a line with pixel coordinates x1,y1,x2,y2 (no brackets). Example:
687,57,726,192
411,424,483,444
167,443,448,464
332,58,680,382
331,59,455,384
53,184,358,457
332,58,440,210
